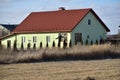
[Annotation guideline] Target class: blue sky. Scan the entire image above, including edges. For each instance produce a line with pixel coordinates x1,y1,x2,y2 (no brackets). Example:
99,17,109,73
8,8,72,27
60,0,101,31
0,0,120,34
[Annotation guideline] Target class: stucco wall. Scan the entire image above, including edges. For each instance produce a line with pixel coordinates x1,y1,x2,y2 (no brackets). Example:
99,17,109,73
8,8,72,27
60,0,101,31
71,12,107,45
1,32,71,49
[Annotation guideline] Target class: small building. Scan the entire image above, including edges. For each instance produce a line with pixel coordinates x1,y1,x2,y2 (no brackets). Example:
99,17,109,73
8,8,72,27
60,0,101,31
107,34,120,44
0,24,17,37
0,8,110,49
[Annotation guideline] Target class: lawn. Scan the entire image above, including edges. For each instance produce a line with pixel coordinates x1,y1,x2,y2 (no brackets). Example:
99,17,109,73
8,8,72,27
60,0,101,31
0,59,120,80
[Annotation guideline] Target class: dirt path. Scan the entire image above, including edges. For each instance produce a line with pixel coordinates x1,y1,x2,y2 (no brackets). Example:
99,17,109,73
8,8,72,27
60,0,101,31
0,59,120,80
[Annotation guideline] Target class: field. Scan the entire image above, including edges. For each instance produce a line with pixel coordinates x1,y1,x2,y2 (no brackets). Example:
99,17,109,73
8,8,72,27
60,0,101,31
0,59,120,80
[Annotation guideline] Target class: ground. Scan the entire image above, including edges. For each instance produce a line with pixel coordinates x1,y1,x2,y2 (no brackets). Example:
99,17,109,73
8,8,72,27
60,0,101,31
0,59,120,80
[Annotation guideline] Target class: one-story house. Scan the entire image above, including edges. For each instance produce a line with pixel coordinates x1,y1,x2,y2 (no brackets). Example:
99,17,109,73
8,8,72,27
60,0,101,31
0,8,110,49
0,24,17,37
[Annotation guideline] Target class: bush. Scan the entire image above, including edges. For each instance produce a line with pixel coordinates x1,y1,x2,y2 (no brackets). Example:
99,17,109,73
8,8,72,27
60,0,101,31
91,40,93,45
86,39,88,45
21,42,24,50
96,39,98,45
33,43,36,49
46,42,49,48
27,43,31,50
69,40,72,47
52,41,55,47
13,40,17,51
40,42,42,48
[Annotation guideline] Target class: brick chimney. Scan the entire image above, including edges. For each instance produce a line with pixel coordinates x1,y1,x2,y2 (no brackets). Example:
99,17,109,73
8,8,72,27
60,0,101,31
59,7,66,11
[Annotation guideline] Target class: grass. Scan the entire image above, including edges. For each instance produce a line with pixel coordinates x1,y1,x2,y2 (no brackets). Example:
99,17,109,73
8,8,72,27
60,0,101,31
0,43,120,64
0,59,120,80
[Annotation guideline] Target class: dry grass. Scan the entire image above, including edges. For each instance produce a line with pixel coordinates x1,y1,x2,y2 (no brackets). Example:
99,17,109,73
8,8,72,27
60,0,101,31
0,43,120,64
0,59,120,80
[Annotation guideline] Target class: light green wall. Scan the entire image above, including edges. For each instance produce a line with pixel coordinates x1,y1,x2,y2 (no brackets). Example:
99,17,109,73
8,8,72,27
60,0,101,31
1,32,71,49
1,35,16,49
71,12,107,45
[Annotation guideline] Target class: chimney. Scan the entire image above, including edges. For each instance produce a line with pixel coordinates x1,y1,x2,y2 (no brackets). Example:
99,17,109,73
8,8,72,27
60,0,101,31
59,7,65,11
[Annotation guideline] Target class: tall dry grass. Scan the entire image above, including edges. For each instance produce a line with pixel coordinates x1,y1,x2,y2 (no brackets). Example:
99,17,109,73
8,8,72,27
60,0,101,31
0,43,120,64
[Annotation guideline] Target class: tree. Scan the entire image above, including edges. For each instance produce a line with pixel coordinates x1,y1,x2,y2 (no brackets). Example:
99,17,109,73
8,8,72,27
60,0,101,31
52,41,55,47
40,42,42,48
86,39,88,45
91,40,93,45
13,40,17,51
27,43,31,50
46,42,49,48
81,39,83,45
0,41,2,50
33,43,36,50
63,39,67,49
21,42,24,50
69,40,72,47
96,39,98,45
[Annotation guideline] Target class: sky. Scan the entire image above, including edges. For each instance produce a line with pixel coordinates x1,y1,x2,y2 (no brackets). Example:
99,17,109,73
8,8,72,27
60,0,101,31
0,0,120,34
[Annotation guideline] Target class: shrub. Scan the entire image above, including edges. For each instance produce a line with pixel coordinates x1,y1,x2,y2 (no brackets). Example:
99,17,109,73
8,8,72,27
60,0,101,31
52,41,55,47
86,39,88,45
46,42,49,48
91,40,93,45
27,43,31,50
40,42,42,48
21,42,24,50
96,39,98,45
84,76,95,80
0,41,2,50
13,40,17,51
33,43,36,49
69,40,72,47
63,40,67,49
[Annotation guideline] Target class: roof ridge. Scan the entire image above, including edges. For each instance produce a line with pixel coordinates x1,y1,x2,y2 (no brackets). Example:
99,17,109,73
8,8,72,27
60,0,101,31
31,8,92,13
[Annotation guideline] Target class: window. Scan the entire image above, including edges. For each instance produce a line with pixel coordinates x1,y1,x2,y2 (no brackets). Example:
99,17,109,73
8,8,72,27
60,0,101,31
75,33,82,44
21,36,25,43
87,35,89,39
33,36,37,42
46,36,50,43
88,19,91,25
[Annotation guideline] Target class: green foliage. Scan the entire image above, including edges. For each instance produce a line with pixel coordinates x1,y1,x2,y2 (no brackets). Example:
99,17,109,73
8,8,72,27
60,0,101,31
63,40,67,49
46,42,49,48
86,39,88,45
0,41,2,50
96,39,98,45
33,43,36,49
81,39,83,45
40,42,42,48
52,41,55,47
91,40,93,45
13,40,17,51
21,42,24,50
27,43,31,50
69,40,72,47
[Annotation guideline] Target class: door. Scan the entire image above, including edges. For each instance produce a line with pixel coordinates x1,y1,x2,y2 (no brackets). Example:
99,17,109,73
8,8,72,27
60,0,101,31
74,33,82,45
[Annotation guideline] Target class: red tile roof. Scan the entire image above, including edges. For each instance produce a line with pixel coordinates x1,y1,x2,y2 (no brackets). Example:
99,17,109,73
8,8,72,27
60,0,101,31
13,8,110,33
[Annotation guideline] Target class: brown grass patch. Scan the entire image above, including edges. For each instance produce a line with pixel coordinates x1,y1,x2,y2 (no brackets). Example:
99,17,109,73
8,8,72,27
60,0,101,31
0,44,120,64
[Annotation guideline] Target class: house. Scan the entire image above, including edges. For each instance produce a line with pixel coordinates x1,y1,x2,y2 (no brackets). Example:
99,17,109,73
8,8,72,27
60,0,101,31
0,24,17,37
0,8,110,50
107,34,120,44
